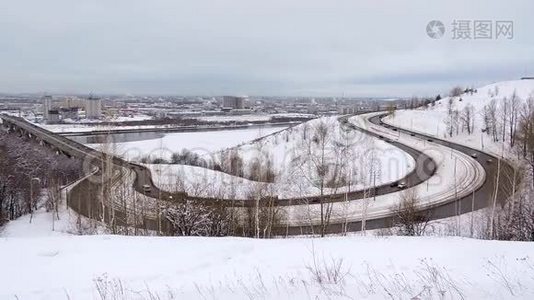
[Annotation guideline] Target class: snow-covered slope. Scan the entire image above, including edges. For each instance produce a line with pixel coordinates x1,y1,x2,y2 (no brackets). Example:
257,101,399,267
2,215,534,299
384,79,534,155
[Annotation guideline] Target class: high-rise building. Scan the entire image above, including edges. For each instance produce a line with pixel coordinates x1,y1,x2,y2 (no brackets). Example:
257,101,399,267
47,110,60,124
42,95,53,120
222,96,247,109
85,95,102,119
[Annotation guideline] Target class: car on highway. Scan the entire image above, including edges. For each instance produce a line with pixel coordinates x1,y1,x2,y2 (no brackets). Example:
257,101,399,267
471,153,478,158
410,133,415,136
390,181,398,188
142,184,152,193
427,139,433,142
487,158,493,164
397,181,407,189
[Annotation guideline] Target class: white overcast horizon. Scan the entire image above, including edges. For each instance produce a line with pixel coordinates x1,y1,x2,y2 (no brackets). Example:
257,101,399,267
1,0,533,97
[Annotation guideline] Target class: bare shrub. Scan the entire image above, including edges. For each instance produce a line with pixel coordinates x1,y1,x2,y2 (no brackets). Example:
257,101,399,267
306,247,351,285
163,200,235,237
94,275,126,300
391,189,430,236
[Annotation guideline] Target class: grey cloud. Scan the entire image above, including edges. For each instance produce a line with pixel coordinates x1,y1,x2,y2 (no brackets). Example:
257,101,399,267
0,0,533,96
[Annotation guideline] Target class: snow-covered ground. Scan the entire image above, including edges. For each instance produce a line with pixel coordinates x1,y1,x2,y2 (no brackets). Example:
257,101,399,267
2,208,534,299
223,116,415,187
88,126,287,161
143,116,416,199
384,79,534,156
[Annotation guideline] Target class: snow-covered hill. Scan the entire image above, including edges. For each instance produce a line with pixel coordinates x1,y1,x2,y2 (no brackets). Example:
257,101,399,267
384,79,534,155
2,211,534,299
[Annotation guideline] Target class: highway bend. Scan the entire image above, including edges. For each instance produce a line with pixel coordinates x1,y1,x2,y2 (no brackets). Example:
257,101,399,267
0,113,436,206
0,113,516,234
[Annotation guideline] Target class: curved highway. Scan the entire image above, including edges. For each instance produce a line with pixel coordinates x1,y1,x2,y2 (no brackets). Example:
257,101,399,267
129,114,437,206
279,113,516,235
1,112,516,235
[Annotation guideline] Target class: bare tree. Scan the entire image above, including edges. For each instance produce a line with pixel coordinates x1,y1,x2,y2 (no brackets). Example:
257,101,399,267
483,99,499,142
500,97,509,143
508,90,521,148
517,96,534,158
292,118,347,237
461,104,475,134
450,86,464,97
444,98,455,137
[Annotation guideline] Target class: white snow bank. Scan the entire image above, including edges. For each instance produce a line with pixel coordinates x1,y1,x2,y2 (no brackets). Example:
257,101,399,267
1,231,533,299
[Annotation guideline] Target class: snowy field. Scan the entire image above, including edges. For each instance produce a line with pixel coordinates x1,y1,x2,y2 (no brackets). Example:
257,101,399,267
384,79,534,156
2,208,534,299
88,126,287,161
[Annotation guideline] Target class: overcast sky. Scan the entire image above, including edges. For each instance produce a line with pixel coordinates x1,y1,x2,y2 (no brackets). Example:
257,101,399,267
1,0,533,97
